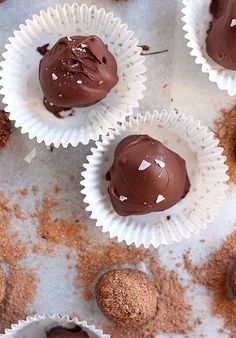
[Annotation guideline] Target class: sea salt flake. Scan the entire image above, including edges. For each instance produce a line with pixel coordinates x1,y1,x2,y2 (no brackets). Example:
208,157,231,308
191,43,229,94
24,147,36,164
158,173,163,178
156,195,165,204
49,102,54,106
231,19,236,27
138,160,151,171
67,36,72,41
77,80,83,85
81,43,87,48
119,195,127,202
51,73,58,80
99,80,104,85
155,159,165,168
59,110,73,118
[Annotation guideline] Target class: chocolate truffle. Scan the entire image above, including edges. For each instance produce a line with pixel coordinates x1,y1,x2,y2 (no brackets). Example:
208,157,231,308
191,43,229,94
96,269,157,327
206,0,236,70
0,267,5,303
39,35,118,113
107,134,190,216
47,326,89,338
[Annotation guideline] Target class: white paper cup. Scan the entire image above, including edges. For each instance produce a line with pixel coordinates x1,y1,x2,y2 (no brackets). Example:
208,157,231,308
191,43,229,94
81,110,228,249
0,3,146,148
1,313,110,337
182,0,236,96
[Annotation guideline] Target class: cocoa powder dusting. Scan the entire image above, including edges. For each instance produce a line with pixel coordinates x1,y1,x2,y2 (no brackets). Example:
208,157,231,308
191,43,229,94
215,105,236,183
184,229,236,336
0,192,37,332
34,196,89,250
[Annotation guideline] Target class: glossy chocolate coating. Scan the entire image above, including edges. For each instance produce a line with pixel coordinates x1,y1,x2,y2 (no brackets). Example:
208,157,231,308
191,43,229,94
107,135,190,216
206,0,236,70
39,35,118,112
47,326,89,338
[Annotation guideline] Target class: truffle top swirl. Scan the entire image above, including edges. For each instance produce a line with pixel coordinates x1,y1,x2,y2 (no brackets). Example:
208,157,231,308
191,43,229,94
39,35,119,109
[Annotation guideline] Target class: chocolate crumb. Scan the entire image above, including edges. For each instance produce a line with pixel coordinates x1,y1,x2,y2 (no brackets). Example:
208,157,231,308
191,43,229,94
37,43,50,56
141,49,168,56
138,45,150,52
0,111,11,148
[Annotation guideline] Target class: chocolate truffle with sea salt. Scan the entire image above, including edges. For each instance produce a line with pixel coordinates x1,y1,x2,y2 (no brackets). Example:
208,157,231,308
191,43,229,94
39,35,118,113
107,134,190,216
206,0,236,70
47,326,89,338
96,269,157,327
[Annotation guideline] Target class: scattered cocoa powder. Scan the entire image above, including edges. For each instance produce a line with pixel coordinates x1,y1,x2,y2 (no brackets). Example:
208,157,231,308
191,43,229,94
0,192,37,332
215,105,236,183
184,228,236,336
19,188,28,197
32,244,42,254
53,185,61,194
34,196,89,250
0,111,11,148
32,185,39,196
13,203,26,220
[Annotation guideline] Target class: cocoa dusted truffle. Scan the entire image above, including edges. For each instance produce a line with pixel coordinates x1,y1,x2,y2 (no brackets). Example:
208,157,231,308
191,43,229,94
39,35,119,113
96,269,157,327
47,326,89,338
107,134,190,216
206,0,236,70
0,267,5,303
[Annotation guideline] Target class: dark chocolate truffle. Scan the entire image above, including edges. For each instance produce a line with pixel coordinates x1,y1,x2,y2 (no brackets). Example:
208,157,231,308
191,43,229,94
107,134,190,216
39,35,119,113
96,269,157,327
47,326,89,338
206,0,236,70
0,267,5,303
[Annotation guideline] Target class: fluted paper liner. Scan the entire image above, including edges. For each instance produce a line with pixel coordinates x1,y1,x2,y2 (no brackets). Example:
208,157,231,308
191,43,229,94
182,0,236,96
2,313,110,337
0,3,146,148
81,110,228,249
